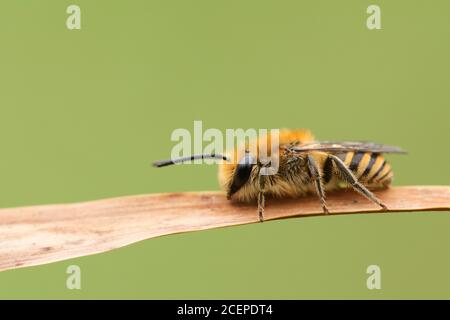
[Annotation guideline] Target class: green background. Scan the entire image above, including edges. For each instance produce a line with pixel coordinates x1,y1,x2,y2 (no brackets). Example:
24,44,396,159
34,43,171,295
1,0,449,299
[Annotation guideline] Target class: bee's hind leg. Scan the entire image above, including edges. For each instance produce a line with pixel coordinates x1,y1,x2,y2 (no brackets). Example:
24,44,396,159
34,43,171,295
329,154,388,210
307,155,330,214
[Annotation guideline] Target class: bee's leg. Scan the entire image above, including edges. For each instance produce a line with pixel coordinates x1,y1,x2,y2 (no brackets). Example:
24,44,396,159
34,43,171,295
257,173,266,222
329,154,388,210
306,155,329,214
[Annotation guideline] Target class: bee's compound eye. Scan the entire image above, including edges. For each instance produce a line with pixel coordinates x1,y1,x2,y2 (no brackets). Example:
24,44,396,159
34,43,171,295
228,155,255,197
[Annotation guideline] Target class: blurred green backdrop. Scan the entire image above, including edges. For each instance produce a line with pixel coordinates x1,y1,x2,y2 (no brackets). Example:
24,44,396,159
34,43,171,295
0,0,449,299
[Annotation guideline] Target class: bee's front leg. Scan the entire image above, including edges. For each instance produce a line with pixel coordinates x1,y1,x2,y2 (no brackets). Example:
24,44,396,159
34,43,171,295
257,173,266,222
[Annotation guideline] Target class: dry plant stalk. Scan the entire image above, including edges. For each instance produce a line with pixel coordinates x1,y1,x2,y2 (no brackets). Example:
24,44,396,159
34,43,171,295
0,186,449,272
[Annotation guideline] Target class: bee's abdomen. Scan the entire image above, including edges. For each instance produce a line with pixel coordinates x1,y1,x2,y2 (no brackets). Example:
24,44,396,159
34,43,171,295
336,151,393,186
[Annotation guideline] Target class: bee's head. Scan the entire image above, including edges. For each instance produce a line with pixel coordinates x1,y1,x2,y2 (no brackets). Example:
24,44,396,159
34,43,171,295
153,151,258,200
216,151,260,201
223,153,256,199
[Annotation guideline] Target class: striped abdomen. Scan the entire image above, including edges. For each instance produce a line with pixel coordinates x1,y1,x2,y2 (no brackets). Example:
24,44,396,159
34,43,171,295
324,152,393,187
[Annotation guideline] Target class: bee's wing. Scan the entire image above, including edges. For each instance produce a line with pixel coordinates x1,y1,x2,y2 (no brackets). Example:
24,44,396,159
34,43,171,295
290,141,407,154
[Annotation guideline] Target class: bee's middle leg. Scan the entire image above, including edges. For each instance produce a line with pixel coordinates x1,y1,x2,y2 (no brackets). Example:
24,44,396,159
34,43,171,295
307,155,330,214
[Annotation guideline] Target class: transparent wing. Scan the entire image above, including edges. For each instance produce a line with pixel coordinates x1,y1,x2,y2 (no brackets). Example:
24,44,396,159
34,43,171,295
290,141,407,154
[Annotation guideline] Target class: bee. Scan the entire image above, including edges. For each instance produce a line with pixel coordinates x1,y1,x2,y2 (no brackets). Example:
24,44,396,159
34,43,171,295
153,129,406,222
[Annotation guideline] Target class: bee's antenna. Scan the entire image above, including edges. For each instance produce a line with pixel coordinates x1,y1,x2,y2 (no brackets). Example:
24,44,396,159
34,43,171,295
153,154,230,168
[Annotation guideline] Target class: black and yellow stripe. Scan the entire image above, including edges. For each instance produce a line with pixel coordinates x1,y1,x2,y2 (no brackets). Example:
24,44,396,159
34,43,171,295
331,151,393,186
